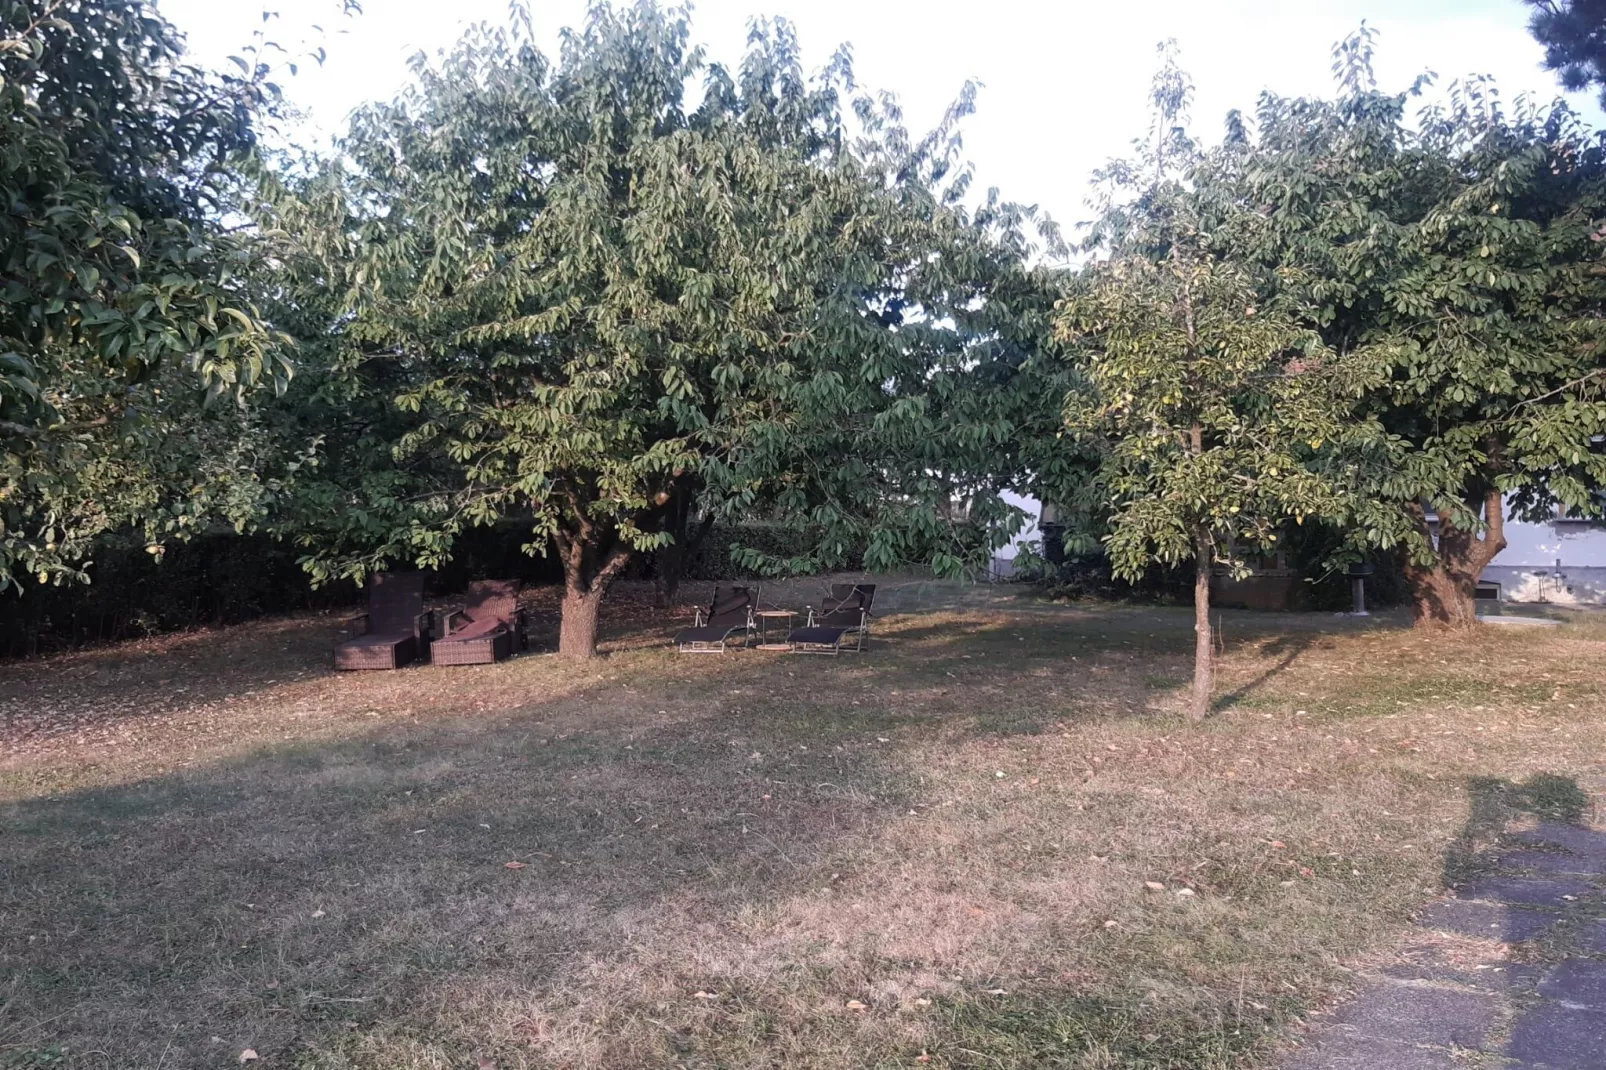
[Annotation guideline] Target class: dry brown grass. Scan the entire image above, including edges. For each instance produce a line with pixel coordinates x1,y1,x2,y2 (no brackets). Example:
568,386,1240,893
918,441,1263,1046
2,579,1603,1069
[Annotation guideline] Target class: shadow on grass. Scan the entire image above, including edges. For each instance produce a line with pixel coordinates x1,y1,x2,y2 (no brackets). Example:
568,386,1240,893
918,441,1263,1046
0,590,1430,1068
0,614,348,746
1213,632,1320,714
1282,772,1599,1070
1443,773,1591,889
0,602,1188,1065
0,680,923,1066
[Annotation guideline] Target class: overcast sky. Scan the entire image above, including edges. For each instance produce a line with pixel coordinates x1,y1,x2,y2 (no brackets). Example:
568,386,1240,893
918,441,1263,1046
157,0,1598,232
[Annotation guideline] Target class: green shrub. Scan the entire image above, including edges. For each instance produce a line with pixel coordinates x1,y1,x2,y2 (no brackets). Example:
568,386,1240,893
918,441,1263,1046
0,533,353,657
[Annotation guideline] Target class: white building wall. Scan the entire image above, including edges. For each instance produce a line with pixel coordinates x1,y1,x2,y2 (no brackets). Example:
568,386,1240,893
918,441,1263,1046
995,492,1041,560
986,492,1042,579
1483,519,1606,604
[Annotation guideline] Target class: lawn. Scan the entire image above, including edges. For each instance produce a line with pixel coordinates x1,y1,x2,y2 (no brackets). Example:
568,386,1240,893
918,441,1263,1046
2,578,1603,1069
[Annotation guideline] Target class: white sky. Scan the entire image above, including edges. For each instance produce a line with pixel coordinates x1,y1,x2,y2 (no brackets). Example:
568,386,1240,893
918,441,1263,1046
158,0,1598,231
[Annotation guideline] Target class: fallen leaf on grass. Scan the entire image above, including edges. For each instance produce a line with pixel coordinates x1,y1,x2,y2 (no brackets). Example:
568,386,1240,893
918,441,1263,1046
504,861,526,869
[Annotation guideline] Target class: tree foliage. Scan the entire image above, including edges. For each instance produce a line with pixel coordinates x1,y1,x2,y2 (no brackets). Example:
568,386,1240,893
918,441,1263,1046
1058,44,1380,718
265,1,1053,656
0,0,294,589
1526,0,1606,108
1205,26,1606,624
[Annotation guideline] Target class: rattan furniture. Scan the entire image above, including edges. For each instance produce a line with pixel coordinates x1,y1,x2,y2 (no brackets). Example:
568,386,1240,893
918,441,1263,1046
432,579,528,666
334,572,432,670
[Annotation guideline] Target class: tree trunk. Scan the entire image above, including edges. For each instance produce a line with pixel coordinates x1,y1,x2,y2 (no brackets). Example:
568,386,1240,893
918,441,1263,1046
1404,489,1506,629
651,507,711,610
1190,528,1214,722
1404,565,1481,628
553,527,633,660
558,587,605,658
652,543,684,610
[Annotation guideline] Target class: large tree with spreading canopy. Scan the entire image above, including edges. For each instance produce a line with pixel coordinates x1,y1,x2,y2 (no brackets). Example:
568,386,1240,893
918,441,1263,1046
1202,26,1606,625
264,1,1054,657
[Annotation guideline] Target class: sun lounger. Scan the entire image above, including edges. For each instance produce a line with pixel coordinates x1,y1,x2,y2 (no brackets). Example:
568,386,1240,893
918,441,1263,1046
334,571,432,670
432,579,528,665
675,586,756,653
788,583,875,654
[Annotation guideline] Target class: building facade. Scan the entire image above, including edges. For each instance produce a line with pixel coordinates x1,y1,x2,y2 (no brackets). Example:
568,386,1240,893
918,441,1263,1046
1482,515,1606,605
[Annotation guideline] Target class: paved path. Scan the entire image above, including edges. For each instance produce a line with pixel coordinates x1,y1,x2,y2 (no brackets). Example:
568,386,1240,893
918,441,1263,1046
1283,819,1606,1069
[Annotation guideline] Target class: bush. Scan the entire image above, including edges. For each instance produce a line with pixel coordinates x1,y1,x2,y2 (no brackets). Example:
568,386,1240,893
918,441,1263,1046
0,533,355,658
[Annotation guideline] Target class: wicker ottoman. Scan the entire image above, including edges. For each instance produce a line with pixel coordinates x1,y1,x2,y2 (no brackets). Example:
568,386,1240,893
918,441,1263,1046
334,633,419,670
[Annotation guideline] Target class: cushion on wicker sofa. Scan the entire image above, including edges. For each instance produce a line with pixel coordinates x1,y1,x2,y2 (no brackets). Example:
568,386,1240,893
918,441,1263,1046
437,616,508,643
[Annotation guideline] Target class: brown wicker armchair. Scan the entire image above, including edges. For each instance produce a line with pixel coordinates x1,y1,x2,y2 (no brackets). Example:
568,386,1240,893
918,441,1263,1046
432,579,528,666
334,572,432,670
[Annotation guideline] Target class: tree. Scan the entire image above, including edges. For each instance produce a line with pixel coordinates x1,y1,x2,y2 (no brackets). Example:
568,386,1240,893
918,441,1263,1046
1525,1,1606,107
1211,27,1606,626
267,2,1037,657
0,0,294,589
647,487,711,608
1061,257,1370,719
1058,45,1378,720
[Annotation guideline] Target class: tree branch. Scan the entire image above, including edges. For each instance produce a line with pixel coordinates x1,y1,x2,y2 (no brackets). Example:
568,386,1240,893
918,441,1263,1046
1502,369,1606,416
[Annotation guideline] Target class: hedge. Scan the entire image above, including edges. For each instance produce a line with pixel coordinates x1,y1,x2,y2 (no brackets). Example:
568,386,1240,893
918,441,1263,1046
0,522,858,658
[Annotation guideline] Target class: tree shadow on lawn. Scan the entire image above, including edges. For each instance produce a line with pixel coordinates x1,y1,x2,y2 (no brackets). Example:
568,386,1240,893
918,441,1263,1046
0,595,1418,1066
1287,773,1598,1070
0,680,927,1067
0,589,1410,782
0,604,1191,1066
0,613,347,750
1212,632,1321,714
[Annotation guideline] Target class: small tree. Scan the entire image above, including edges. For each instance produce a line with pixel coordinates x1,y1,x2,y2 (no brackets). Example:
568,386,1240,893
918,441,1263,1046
1059,255,1365,719
1058,44,1375,720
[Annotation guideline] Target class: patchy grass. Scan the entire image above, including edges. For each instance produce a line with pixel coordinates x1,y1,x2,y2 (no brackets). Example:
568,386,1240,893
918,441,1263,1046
1,579,1603,1069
